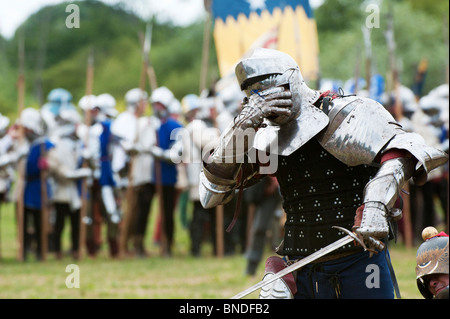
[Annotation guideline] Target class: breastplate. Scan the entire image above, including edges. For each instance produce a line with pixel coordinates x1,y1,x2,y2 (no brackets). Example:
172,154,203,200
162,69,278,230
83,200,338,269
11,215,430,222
275,138,378,257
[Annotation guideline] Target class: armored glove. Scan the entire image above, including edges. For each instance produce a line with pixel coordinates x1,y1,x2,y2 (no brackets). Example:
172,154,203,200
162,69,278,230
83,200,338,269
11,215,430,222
101,185,121,224
120,139,142,156
355,156,416,252
237,87,292,130
354,202,389,252
209,87,292,165
67,167,92,180
150,140,183,164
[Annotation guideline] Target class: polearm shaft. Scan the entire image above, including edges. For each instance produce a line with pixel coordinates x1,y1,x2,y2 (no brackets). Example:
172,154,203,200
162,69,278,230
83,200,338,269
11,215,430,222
78,49,94,259
230,234,355,299
16,30,26,262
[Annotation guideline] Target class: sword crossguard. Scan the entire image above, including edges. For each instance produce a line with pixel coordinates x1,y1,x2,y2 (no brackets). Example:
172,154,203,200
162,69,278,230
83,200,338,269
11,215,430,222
332,226,363,246
332,226,385,255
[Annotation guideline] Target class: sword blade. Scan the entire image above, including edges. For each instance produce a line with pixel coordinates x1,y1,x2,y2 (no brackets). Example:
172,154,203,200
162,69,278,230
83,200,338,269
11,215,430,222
230,234,355,299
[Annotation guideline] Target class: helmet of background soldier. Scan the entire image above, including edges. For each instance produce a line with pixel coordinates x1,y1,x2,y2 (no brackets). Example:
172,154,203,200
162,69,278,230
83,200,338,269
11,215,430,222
181,94,200,120
96,93,118,118
125,88,148,110
42,88,77,134
55,107,82,138
79,95,97,112
150,86,175,119
44,88,75,115
216,80,245,116
19,108,44,136
168,99,182,118
416,226,449,299
420,84,448,126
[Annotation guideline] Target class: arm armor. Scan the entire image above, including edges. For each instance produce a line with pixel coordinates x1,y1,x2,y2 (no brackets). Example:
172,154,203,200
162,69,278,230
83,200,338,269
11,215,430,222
363,157,415,210
151,141,183,163
357,156,416,241
199,116,260,209
382,132,449,185
0,143,29,169
47,148,91,181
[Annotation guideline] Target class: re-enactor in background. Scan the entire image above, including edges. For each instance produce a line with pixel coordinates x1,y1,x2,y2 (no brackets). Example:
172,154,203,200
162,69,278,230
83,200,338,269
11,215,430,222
415,226,449,299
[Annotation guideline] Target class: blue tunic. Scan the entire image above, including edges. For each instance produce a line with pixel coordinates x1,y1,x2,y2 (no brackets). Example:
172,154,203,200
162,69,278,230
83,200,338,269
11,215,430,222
24,137,55,210
99,120,116,187
155,118,183,186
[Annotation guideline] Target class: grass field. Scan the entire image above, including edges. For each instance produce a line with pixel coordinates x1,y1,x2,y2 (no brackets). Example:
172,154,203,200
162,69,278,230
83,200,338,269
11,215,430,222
0,200,425,299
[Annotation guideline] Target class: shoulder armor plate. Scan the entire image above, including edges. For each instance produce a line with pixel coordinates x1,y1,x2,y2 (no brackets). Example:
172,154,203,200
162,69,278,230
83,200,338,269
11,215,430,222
317,97,403,166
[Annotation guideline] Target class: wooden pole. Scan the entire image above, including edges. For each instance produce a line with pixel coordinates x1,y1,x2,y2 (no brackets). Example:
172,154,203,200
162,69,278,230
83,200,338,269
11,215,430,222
362,26,372,94
39,143,49,261
199,0,212,94
353,43,361,94
443,13,449,85
78,49,94,259
245,203,256,251
215,205,224,258
16,30,26,262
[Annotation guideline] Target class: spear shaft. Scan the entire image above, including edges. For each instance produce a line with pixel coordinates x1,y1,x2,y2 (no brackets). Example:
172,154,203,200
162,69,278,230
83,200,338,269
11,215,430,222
78,49,94,259
16,30,26,261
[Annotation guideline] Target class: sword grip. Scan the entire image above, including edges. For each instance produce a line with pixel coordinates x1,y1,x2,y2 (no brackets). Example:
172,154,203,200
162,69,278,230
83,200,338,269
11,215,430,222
367,236,385,251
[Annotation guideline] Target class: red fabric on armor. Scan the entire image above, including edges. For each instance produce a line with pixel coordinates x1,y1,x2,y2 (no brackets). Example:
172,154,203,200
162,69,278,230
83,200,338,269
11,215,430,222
431,232,449,239
380,149,410,163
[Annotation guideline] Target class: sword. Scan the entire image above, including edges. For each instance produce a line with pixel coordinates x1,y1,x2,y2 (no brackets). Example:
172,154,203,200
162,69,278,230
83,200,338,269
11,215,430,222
230,226,384,299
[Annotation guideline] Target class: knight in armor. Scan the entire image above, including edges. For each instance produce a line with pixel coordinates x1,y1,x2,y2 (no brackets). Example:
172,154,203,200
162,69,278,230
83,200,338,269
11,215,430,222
46,108,92,259
149,86,184,256
199,48,449,299
0,113,13,203
181,93,219,257
112,88,158,257
41,88,77,136
78,94,122,258
415,226,449,299
17,108,54,261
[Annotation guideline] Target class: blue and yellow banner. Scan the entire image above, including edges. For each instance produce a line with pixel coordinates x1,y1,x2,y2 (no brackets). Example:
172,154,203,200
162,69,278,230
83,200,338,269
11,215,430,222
211,0,319,81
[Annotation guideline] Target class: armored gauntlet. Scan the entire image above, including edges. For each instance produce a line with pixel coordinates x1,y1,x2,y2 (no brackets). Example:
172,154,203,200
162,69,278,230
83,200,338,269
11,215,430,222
356,157,415,250
200,88,292,209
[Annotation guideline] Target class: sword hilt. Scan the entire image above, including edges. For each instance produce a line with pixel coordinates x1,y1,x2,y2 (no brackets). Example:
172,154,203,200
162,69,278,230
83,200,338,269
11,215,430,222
332,226,385,253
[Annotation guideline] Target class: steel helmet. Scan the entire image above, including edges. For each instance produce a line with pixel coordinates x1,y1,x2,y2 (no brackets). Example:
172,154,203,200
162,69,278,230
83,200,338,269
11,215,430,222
150,86,175,108
47,88,72,104
19,108,43,135
181,94,200,115
236,48,329,156
125,88,148,108
235,48,320,126
169,98,182,115
416,227,449,299
45,88,74,115
79,95,97,111
96,93,118,117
